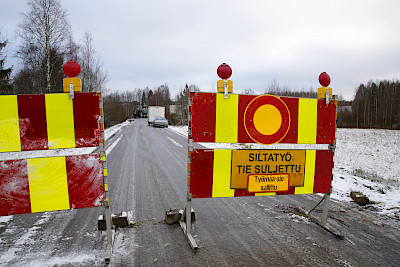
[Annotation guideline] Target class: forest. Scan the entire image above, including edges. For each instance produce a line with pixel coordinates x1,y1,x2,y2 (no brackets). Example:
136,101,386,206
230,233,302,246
264,81,400,129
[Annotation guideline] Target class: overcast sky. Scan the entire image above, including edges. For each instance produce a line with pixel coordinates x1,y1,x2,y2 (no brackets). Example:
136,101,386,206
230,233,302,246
1,0,400,100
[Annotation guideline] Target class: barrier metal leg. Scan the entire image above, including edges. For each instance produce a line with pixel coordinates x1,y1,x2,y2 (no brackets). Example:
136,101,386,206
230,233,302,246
104,202,113,263
99,94,114,263
179,198,198,252
180,88,198,252
297,193,343,239
321,193,330,226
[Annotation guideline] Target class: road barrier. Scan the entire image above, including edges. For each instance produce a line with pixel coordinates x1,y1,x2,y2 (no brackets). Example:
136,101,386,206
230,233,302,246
178,65,341,252
0,154,104,215
0,60,113,263
189,149,333,198
190,93,336,145
0,92,105,216
0,93,101,152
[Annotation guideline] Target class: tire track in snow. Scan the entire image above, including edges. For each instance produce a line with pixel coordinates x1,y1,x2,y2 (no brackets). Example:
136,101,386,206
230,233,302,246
0,212,52,264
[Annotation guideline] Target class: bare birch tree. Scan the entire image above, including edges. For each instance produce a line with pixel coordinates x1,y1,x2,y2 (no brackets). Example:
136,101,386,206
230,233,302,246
17,0,70,93
79,31,108,92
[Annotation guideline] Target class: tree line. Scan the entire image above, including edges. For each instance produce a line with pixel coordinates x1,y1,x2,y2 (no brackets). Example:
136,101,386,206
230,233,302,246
88,80,400,129
103,84,199,128
344,80,400,129
263,80,400,130
0,0,106,95
104,85,172,128
1,1,399,129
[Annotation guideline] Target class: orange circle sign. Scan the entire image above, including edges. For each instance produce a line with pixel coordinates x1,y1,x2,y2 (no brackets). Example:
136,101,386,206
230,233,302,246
244,95,290,144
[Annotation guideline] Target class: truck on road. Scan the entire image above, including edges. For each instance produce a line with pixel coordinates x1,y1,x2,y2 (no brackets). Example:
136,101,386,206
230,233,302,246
148,106,165,126
133,107,148,118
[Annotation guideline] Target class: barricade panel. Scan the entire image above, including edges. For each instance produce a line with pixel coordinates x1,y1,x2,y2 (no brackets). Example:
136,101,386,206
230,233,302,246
0,95,21,152
73,93,101,148
66,154,104,209
45,94,76,149
0,154,105,216
180,70,340,252
18,95,48,151
189,148,334,198
0,159,31,215
0,93,101,153
191,92,337,144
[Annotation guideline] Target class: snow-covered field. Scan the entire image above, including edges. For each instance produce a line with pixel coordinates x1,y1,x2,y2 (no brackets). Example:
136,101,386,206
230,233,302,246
333,129,400,219
169,126,400,220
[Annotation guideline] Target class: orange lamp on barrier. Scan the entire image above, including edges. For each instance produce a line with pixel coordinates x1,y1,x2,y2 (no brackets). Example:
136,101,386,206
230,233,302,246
217,63,233,97
63,59,82,93
318,72,332,101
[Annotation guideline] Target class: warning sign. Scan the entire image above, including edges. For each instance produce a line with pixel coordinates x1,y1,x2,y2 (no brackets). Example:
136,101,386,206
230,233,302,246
244,95,291,145
231,150,305,189
247,173,290,193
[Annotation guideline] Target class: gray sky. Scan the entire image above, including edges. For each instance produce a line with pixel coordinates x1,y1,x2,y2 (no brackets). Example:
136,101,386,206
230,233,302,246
1,0,400,100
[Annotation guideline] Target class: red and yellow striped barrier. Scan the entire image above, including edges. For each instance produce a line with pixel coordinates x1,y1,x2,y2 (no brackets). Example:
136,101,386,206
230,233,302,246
0,93,101,153
190,92,337,144
189,149,333,198
0,154,105,216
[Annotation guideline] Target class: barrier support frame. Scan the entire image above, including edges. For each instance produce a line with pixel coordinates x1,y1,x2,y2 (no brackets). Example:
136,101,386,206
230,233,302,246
98,93,114,263
179,85,198,252
179,91,342,251
297,99,343,239
296,191,344,239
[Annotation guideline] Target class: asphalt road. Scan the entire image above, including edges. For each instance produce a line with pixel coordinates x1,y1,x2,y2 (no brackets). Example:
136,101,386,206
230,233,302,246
0,118,399,266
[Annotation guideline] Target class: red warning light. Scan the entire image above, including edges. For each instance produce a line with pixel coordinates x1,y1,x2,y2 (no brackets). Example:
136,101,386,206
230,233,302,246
319,72,331,87
217,63,232,80
63,59,81,78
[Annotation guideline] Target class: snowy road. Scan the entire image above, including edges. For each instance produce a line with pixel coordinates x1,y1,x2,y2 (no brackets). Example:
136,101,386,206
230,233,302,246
0,119,399,266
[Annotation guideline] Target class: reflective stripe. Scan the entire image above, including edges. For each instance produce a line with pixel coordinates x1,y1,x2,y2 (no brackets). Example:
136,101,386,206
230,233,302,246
295,150,316,194
45,94,75,149
298,98,317,144
0,95,21,152
104,184,108,191
212,149,235,197
215,94,239,143
103,169,108,176
27,157,70,212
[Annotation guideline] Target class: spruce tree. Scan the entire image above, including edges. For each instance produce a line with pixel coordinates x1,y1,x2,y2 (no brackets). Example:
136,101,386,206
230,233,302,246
0,39,13,94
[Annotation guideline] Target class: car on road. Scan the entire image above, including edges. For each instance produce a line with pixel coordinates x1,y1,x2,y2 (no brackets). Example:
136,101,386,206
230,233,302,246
153,116,168,128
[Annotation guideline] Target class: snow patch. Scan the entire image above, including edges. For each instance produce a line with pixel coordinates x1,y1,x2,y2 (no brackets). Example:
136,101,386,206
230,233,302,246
0,212,54,263
106,135,123,155
168,125,188,137
289,214,310,223
0,215,13,226
333,129,400,219
35,212,52,225
105,121,130,140
167,136,183,148
15,226,41,245
93,195,103,206
18,253,96,267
